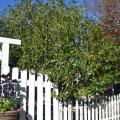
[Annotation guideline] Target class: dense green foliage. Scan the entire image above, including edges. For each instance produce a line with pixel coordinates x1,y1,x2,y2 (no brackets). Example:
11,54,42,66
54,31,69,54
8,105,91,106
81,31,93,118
0,99,14,112
0,0,120,101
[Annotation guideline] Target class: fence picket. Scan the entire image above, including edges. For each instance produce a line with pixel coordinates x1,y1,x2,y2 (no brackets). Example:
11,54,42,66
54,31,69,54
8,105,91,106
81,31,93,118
28,72,35,120
19,70,27,120
12,67,19,105
59,102,63,120
64,103,67,120
111,95,114,120
80,101,83,120
95,106,98,120
68,101,72,120
98,104,102,120
87,103,91,120
76,100,79,120
53,85,59,120
45,75,51,120
101,101,105,120
114,95,117,119
105,99,108,120
118,94,120,119
37,74,43,120
92,101,94,120
108,96,110,119
116,95,119,120
84,101,87,120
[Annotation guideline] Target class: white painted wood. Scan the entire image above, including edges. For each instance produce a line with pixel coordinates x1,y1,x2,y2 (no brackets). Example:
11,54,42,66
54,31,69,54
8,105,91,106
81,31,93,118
37,74,43,120
108,96,110,119
118,94,120,119
26,79,47,88
0,50,2,60
68,101,72,120
28,72,35,120
76,100,79,120
88,98,91,120
116,95,119,119
19,70,27,120
87,106,91,120
84,101,87,120
45,75,51,120
1,42,9,67
12,67,19,99
1,65,9,74
98,104,102,120
91,102,94,120
63,103,67,120
0,37,21,45
114,95,117,119
111,95,114,120
12,67,19,79
112,95,115,119
105,100,108,120
95,106,98,120
53,85,59,120
101,100,105,120
59,102,63,120
0,37,21,69
79,101,83,120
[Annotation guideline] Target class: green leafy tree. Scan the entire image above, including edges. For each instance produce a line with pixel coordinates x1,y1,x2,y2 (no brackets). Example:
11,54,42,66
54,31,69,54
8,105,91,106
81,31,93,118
1,0,120,101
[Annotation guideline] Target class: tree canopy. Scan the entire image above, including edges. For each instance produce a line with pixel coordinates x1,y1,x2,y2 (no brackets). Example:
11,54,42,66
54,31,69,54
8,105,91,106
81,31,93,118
87,0,120,44
1,0,120,101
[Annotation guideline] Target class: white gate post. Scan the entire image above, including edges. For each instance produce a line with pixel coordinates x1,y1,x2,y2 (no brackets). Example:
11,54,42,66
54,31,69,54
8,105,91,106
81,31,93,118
0,37,21,73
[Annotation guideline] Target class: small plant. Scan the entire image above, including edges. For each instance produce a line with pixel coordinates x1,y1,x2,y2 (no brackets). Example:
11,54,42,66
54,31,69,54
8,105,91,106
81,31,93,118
0,98,15,112
0,73,20,112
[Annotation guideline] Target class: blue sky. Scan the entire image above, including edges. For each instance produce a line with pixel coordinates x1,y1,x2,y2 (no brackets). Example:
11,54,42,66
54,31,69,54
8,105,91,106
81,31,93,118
0,0,16,11
0,0,85,11
0,0,95,19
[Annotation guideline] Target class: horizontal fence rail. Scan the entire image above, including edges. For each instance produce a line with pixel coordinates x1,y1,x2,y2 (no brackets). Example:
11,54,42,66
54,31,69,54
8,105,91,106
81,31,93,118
3,67,120,120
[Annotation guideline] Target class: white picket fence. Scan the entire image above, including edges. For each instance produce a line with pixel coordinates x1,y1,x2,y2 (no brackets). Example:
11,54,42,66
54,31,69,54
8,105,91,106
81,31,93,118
3,67,120,120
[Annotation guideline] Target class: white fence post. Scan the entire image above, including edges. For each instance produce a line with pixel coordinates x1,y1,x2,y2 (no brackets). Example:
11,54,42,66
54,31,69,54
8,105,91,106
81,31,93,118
1,43,9,67
1,65,9,74
0,37,21,68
